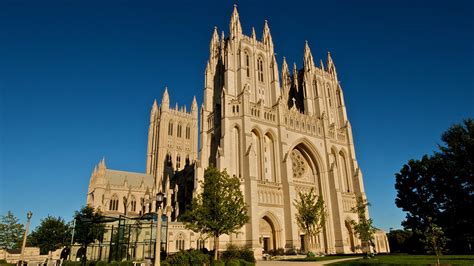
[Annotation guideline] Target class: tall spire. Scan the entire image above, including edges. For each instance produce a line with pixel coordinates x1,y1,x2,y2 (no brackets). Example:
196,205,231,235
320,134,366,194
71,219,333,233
303,41,314,71
327,51,337,78
191,96,198,114
210,26,219,61
161,87,169,110
292,62,299,89
282,57,290,88
150,99,158,122
229,4,242,39
251,27,256,40
262,20,274,49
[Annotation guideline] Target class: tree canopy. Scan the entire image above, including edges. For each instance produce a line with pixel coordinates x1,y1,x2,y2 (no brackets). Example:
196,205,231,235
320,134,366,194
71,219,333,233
395,119,474,253
27,216,71,254
0,211,24,250
183,167,249,260
73,206,105,248
350,197,376,254
293,188,326,252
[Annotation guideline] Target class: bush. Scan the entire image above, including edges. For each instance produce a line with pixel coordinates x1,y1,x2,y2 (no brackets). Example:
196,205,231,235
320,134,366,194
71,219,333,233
119,261,133,266
238,260,255,266
166,251,190,265
225,259,240,266
221,244,240,261
306,251,316,258
108,261,119,266
284,249,297,255
0,259,15,266
210,260,225,266
63,261,81,266
188,249,210,265
239,248,255,263
220,244,255,263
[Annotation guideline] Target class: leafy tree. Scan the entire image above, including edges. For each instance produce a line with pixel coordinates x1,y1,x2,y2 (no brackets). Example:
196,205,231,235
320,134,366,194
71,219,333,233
386,229,420,254
350,197,376,256
0,211,24,250
419,217,446,265
395,119,474,252
73,206,105,264
27,216,71,254
293,188,326,253
182,167,249,261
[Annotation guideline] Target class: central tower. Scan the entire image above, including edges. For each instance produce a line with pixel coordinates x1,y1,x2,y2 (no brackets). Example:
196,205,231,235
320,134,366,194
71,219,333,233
198,5,368,255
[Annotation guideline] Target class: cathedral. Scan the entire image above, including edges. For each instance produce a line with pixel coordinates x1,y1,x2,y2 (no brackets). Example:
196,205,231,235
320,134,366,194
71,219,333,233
85,6,389,259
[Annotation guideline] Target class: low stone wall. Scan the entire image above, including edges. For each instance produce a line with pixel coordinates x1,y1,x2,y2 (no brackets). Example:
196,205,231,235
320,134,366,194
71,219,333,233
0,247,62,265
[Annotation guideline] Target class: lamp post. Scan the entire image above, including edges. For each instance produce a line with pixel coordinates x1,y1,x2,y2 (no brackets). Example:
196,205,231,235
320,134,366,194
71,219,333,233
20,211,33,265
154,191,164,266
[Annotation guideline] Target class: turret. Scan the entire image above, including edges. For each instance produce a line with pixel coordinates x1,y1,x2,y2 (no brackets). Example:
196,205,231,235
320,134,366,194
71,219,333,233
229,5,242,39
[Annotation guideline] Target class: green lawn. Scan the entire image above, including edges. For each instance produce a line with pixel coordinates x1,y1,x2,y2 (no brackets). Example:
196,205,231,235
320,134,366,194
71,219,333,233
329,254,474,265
283,255,361,262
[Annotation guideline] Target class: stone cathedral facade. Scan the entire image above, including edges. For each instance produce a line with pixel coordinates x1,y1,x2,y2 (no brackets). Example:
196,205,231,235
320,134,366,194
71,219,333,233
86,6,389,258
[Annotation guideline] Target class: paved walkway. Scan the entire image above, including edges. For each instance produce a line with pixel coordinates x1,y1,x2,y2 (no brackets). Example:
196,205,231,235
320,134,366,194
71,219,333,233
257,257,362,265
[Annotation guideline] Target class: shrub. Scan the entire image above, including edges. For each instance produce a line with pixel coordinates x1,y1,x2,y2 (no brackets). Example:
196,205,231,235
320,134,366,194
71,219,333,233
166,250,190,265
95,261,107,266
63,261,81,266
119,261,133,266
238,260,255,266
238,248,255,263
0,260,15,266
276,248,285,256
221,244,240,261
284,249,297,255
210,260,225,266
188,249,210,265
108,261,119,266
306,251,316,258
225,259,240,266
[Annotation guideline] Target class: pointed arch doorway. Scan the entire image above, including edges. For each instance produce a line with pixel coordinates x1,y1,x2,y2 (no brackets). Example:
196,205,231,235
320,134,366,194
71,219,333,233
259,214,281,253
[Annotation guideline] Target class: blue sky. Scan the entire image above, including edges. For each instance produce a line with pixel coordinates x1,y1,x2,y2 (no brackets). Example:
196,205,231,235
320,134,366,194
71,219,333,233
1,0,473,231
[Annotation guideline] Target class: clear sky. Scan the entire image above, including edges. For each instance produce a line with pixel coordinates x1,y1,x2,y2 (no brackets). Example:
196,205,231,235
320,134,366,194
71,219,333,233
1,0,473,231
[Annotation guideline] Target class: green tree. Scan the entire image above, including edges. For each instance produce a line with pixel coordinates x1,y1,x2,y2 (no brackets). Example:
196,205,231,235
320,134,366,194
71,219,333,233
293,188,326,253
350,197,376,256
182,167,249,261
0,211,24,250
395,119,474,252
386,229,419,254
419,218,446,265
73,206,105,264
27,216,71,254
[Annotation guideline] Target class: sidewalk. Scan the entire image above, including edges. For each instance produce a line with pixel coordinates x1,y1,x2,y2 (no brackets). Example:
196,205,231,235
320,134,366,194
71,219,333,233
258,257,362,265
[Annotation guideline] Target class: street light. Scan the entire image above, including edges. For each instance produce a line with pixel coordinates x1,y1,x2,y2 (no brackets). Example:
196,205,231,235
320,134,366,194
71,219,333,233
20,211,33,265
154,191,164,266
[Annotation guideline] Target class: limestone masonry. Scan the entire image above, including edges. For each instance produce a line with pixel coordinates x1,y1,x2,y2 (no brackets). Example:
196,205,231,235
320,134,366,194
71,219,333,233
86,6,389,258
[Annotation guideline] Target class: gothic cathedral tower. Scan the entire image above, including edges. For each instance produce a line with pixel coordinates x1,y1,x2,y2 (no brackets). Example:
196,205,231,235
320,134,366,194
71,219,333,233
198,5,368,254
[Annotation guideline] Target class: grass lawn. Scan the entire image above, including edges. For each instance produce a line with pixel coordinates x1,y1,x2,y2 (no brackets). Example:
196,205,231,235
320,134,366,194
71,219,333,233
282,255,361,262
329,254,474,265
